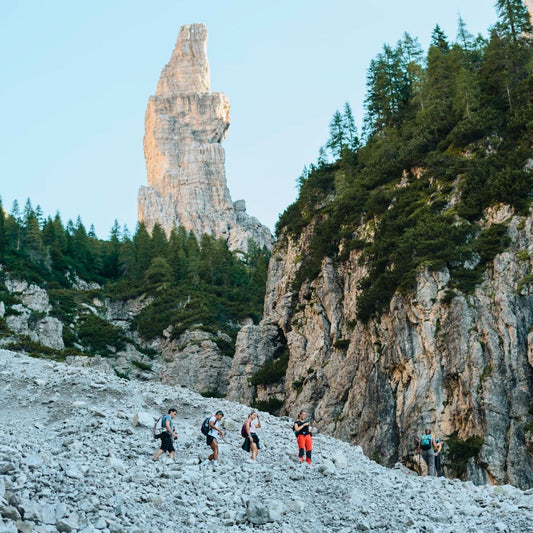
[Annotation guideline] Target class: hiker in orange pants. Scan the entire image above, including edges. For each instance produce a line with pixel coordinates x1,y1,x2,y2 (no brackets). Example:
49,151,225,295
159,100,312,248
293,410,313,465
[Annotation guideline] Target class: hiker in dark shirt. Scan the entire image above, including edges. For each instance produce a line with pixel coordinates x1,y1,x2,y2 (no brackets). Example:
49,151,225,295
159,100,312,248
153,408,178,462
293,410,314,465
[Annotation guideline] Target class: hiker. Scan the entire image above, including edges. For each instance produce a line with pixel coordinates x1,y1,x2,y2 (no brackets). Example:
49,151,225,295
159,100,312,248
242,411,261,460
433,434,443,477
153,408,178,462
293,410,314,465
206,410,225,466
417,428,438,476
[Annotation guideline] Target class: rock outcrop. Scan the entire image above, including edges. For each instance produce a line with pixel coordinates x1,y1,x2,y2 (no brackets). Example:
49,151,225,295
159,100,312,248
2,277,64,350
138,24,272,252
227,205,533,489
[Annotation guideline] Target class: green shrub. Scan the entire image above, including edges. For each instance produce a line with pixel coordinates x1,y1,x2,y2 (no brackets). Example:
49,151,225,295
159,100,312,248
251,398,284,415
215,337,235,357
76,314,127,355
48,289,79,323
6,336,85,361
445,431,484,479
199,390,225,399
131,360,152,371
250,349,290,386
333,339,350,350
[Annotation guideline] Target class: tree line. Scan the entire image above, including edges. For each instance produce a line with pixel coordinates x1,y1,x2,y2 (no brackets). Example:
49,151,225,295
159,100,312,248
0,198,270,343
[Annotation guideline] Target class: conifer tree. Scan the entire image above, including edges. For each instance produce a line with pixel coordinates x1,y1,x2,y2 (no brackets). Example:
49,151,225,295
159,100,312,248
342,102,360,152
133,222,153,280
326,110,345,159
150,223,168,259
495,0,532,42
167,226,187,281
21,207,45,262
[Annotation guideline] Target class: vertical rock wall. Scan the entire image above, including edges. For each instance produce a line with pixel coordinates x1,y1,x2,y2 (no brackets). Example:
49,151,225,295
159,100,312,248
228,206,533,489
138,24,272,252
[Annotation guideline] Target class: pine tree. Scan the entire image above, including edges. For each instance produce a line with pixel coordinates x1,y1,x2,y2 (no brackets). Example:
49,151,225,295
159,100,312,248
167,226,188,281
326,110,345,159
150,223,168,258
495,0,532,42
364,41,413,135
21,207,46,262
342,102,360,152
132,222,153,280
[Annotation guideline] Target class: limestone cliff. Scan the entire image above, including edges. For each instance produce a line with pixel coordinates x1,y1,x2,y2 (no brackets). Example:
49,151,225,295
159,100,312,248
228,205,533,489
138,24,272,252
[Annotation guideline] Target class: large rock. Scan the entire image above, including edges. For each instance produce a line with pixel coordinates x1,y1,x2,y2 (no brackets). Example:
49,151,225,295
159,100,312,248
158,329,232,395
138,23,272,253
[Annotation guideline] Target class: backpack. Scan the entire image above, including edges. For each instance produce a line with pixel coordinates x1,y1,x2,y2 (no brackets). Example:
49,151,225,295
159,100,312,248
153,416,164,439
241,423,247,438
201,417,211,436
420,434,432,451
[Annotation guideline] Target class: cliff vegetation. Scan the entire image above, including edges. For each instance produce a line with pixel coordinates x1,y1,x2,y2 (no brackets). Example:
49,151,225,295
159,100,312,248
277,4,532,322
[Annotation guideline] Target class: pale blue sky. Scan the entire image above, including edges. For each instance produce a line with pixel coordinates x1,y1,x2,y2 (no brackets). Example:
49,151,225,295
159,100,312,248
0,1,497,238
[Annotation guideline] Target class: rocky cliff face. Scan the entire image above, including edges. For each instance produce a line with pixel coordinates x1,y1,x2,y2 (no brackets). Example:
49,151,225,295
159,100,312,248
228,205,533,489
138,24,272,252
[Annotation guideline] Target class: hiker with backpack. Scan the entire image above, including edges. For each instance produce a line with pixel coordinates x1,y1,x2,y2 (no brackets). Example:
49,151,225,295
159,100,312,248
203,410,225,466
241,411,261,460
293,410,314,465
417,427,438,476
153,408,179,462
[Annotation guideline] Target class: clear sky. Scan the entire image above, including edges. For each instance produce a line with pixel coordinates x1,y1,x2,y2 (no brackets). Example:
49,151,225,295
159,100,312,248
0,0,498,239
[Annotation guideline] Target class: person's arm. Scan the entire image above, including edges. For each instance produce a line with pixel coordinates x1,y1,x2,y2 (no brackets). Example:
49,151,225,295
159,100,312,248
294,420,308,432
210,419,224,437
435,440,442,454
166,419,178,438
255,415,261,429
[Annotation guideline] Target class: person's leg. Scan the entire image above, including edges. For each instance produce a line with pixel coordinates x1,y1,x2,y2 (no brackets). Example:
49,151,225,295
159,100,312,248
296,435,305,462
422,450,434,476
250,438,258,460
304,435,313,465
154,433,170,461
427,450,435,476
209,438,218,461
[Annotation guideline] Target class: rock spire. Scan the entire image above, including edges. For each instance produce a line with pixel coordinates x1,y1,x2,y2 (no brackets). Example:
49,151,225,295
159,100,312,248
138,24,272,252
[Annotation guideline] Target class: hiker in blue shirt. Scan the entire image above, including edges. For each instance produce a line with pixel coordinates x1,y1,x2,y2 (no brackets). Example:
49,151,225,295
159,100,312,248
153,408,178,462
417,427,438,476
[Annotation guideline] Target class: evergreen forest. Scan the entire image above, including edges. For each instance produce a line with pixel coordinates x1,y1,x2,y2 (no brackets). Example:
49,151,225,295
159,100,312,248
277,1,533,321
0,198,270,353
